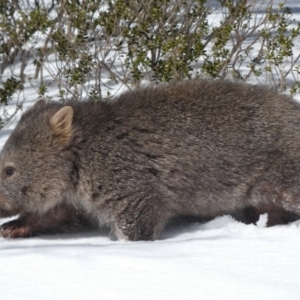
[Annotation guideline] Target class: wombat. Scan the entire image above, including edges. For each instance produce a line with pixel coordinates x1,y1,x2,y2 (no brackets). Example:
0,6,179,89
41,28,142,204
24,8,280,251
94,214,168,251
1,79,300,240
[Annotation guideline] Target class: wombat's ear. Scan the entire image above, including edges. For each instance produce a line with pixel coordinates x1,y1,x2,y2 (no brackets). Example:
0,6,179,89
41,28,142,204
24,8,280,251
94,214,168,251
49,106,74,146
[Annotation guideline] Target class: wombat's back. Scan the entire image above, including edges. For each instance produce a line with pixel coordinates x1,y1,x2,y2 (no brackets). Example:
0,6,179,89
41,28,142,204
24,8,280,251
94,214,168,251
70,79,300,223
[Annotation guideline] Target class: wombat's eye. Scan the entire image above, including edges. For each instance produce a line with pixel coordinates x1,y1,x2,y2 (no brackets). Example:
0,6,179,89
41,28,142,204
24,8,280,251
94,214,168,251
4,167,15,178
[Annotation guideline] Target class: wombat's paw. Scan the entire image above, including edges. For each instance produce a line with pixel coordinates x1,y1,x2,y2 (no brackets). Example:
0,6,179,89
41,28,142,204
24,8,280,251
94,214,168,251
0,220,32,238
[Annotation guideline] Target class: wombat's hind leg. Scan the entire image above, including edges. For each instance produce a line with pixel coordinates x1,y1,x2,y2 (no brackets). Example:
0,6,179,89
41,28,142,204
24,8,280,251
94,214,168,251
244,183,300,226
234,204,300,226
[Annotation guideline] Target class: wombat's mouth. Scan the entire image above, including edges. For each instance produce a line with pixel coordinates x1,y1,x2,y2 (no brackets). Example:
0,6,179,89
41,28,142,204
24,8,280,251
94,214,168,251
0,209,18,218
0,194,20,218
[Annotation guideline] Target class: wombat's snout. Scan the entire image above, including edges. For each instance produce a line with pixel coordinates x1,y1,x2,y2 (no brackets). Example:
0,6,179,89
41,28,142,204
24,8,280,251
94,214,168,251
0,193,19,217
0,209,16,218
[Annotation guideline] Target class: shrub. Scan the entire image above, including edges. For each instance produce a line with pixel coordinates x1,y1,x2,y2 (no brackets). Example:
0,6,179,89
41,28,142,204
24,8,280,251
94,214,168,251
0,0,300,126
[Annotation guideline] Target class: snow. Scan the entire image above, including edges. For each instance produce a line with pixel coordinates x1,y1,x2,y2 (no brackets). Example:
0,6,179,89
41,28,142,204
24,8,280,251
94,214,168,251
0,216,300,299
1,1,300,299
2,216,300,300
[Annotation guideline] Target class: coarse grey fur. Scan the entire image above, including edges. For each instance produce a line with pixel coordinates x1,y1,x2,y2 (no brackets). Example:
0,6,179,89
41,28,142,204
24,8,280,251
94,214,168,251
1,79,300,240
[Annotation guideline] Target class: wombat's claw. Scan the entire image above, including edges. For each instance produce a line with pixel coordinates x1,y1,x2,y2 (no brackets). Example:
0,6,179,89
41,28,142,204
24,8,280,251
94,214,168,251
0,221,32,238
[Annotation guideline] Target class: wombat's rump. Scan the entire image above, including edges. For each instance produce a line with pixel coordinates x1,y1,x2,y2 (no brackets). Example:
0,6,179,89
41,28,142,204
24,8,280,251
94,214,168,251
1,79,300,240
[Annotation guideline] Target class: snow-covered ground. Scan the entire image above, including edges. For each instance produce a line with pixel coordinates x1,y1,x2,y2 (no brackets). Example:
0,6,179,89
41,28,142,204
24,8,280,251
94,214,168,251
1,1,300,299
2,215,300,300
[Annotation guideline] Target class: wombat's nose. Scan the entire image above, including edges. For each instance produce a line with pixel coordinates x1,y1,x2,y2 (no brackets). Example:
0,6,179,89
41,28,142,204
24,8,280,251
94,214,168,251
0,194,19,217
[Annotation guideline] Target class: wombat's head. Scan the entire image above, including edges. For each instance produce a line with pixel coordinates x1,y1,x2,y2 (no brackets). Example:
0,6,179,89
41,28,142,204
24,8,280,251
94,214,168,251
0,100,75,217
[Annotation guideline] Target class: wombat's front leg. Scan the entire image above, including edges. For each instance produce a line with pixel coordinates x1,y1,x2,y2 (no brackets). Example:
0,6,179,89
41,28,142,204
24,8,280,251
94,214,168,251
1,217,33,238
113,194,170,241
0,204,96,238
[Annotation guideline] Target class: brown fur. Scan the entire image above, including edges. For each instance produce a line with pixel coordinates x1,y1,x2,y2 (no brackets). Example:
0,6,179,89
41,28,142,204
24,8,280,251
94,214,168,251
1,204,97,238
1,79,300,240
